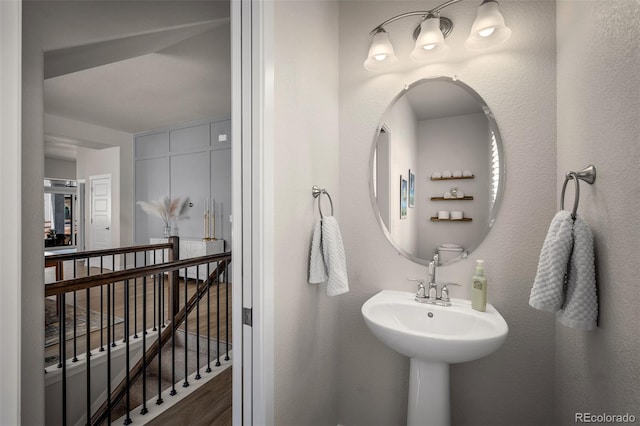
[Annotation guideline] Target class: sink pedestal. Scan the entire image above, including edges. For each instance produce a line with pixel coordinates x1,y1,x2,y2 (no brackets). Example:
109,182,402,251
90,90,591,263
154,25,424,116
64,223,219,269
407,359,450,426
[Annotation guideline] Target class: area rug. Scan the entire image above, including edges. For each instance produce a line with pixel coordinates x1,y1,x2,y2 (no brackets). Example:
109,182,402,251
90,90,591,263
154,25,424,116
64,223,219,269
44,298,124,348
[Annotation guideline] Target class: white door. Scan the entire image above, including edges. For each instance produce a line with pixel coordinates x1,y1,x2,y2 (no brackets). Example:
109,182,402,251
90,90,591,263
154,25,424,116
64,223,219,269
90,175,112,250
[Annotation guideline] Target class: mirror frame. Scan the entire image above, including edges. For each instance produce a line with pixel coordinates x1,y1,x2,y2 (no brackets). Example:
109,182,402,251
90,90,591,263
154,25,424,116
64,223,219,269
368,76,506,266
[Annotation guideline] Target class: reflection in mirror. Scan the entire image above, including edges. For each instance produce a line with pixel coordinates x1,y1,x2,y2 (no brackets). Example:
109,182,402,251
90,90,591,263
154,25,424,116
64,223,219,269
370,77,504,266
44,179,83,249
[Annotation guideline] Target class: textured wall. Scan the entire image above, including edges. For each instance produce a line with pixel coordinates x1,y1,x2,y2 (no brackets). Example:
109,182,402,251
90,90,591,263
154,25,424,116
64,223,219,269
338,1,557,425
273,1,341,425
555,1,640,423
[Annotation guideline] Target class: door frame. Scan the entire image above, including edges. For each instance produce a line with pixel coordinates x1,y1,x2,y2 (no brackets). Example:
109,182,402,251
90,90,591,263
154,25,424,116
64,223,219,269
0,1,23,424
233,0,275,424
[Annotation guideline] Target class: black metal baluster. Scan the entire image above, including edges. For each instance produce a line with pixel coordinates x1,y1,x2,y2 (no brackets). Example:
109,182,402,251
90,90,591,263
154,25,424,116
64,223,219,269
225,259,230,361
183,268,189,388
124,279,132,425
60,292,67,426
133,253,138,339
107,280,112,425
100,257,105,352
123,253,127,343
112,254,116,348
161,249,166,327
156,273,164,406
195,265,201,380
206,262,211,373
57,293,63,369
140,273,148,416
86,288,91,426
216,261,221,367
72,260,78,362
153,250,157,332
170,270,177,396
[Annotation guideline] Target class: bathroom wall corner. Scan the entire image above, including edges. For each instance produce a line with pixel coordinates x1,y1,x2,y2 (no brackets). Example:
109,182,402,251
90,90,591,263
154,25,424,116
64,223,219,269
556,1,640,423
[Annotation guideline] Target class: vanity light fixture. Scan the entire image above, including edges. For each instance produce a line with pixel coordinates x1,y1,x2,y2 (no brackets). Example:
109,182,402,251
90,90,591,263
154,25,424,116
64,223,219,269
364,0,512,71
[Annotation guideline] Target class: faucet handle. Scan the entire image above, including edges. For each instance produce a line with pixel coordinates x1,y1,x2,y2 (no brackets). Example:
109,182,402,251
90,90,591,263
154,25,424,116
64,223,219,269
440,283,461,303
407,278,426,298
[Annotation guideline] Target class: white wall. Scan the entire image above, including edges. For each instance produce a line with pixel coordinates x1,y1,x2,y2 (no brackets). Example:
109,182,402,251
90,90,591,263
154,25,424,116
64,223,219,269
0,1,25,423
556,1,640,423
46,114,134,247
384,96,419,255
338,1,557,425
45,157,76,180
416,112,489,259
21,3,46,423
272,0,340,424
76,146,121,249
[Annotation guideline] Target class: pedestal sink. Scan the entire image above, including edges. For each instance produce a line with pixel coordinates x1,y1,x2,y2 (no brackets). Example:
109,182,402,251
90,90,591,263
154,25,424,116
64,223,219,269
361,290,508,426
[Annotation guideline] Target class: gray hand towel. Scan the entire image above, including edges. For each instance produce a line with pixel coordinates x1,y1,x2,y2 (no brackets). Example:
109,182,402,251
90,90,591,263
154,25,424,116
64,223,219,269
529,211,574,312
556,215,598,330
529,211,598,330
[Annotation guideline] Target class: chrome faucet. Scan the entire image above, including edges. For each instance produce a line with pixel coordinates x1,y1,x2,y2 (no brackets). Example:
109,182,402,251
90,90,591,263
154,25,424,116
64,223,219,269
427,254,439,299
409,253,461,306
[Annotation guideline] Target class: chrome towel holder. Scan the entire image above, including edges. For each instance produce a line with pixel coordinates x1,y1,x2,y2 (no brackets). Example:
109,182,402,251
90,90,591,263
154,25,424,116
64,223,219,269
561,165,596,220
312,185,334,218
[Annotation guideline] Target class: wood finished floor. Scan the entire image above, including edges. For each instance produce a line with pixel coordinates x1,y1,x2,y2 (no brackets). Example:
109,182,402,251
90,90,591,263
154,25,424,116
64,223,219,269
148,367,233,426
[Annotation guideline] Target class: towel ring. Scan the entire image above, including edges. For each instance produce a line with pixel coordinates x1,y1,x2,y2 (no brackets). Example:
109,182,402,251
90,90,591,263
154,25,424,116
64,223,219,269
312,185,334,218
561,172,580,219
560,165,596,220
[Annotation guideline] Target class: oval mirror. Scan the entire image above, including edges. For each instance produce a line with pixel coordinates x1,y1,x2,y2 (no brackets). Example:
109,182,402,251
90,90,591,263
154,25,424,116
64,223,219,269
370,76,505,266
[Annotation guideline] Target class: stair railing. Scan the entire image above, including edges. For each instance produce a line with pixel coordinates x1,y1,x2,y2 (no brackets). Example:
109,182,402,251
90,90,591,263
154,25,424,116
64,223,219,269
44,240,231,426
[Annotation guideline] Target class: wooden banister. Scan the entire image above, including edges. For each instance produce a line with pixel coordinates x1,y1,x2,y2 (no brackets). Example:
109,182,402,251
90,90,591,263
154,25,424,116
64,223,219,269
44,252,231,296
44,242,174,262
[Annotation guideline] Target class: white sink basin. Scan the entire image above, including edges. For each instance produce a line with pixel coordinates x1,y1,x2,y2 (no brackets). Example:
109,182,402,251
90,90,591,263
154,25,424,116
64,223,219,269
362,290,508,364
362,290,509,425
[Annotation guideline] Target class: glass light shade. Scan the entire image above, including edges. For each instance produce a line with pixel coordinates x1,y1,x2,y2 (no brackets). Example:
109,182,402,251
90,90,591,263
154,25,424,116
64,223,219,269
464,1,512,50
410,17,448,63
364,30,398,71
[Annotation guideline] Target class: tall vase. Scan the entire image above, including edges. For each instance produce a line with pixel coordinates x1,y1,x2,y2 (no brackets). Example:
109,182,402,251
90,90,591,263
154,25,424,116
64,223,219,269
163,225,171,238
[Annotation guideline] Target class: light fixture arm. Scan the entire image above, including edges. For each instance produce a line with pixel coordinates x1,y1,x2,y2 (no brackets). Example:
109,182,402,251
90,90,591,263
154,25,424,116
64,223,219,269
368,0,466,34
364,0,509,71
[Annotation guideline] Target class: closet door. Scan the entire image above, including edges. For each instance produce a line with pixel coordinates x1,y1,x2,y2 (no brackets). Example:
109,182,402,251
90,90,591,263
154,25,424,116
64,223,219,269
210,148,232,249
170,152,210,239
135,157,170,243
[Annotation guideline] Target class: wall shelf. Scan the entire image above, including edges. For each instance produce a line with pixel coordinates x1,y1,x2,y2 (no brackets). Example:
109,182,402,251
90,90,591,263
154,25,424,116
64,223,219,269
430,175,474,181
430,196,474,201
430,217,473,222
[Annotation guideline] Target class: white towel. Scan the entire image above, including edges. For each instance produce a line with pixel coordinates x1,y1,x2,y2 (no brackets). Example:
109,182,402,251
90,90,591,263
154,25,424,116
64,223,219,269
556,215,597,330
309,219,328,284
321,216,350,296
308,216,349,296
529,211,598,330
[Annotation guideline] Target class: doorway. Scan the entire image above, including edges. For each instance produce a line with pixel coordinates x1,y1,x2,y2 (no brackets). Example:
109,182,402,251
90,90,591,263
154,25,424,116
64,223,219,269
35,0,241,423
89,174,111,251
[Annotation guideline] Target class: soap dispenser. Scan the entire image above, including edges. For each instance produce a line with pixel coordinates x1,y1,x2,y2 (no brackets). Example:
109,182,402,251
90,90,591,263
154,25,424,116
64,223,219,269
471,259,487,312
